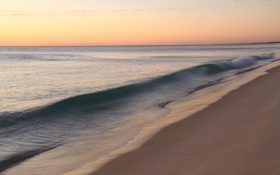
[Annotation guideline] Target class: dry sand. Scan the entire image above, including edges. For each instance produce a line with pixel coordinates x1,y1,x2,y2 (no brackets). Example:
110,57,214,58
91,66,280,175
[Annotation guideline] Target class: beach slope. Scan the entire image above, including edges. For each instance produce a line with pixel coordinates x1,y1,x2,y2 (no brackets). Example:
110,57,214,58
91,66,280,175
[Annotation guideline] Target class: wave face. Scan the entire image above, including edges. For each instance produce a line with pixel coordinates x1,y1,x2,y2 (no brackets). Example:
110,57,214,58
0,52,276,172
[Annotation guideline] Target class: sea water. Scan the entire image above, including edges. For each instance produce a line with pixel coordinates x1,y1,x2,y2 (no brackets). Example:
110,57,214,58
0,44,279,174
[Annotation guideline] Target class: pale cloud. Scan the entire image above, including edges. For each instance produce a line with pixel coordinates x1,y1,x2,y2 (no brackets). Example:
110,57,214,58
0,10,98,17
0,8,191,17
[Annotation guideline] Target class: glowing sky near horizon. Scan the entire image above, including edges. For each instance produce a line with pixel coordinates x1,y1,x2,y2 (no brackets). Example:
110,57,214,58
0,0,279,46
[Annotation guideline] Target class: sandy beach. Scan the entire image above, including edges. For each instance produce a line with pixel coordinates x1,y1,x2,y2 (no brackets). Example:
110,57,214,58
91,65,280,175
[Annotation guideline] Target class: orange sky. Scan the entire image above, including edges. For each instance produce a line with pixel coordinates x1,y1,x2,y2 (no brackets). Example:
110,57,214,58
0,0,279,46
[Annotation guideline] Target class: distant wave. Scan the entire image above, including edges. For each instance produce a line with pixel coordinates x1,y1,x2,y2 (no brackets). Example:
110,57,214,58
230,53,274,68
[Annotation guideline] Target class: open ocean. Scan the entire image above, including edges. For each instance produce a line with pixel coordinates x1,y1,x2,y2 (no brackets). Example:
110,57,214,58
0,43,279,174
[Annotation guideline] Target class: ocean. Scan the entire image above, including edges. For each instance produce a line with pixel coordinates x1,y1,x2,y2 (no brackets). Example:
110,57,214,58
0,43,279,174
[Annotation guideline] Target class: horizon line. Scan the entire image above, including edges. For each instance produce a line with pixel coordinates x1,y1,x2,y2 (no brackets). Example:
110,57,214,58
0,41,279,47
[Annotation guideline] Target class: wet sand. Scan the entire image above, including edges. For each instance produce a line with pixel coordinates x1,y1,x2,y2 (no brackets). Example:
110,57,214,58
91,66,280,175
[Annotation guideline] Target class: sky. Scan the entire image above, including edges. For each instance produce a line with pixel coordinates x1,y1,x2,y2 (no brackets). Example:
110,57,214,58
0,0,279,46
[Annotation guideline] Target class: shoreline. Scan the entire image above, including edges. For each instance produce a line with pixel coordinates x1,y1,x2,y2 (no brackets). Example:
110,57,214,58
88,60,280,175
3,60,280,175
